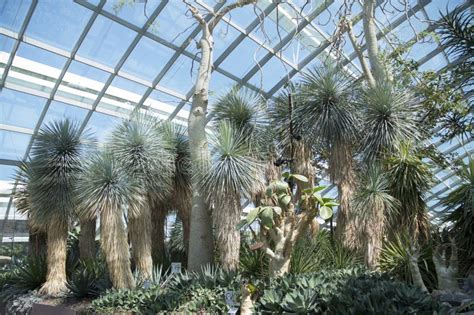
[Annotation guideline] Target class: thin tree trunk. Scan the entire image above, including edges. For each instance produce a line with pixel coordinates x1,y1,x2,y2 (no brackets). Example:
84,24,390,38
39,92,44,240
39,217,68,296
101,209,134,289
129,202,153,279
363,206,384,269
79,217,96,261
409,243,428,293
187,27,215,271
433,239,459,290
269,255,291,277
151,201,167,266
214,196,241,271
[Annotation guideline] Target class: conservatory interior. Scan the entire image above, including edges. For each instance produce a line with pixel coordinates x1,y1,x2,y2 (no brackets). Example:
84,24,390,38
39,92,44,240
0,0,472,314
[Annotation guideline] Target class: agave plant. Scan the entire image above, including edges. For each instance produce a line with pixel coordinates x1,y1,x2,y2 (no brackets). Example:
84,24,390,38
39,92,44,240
353,167,400,268
77,151,143,289
442,157,474,275
296,64,361,250
199,121,264,270
26,119,91,296
110,113,174,279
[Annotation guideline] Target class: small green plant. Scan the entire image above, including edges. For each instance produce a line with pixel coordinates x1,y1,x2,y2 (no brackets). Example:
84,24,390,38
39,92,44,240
67,259,112,298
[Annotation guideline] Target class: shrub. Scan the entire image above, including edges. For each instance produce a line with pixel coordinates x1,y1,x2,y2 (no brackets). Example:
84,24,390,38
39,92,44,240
67,259,112,298
0,255,47,301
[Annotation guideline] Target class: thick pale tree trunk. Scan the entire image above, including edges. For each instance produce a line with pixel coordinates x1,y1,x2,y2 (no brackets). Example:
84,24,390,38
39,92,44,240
101,209,135,289
187,27,215,271
151,201,167,266
363,0,384,82
240,283,254,315
409,244,428,293
39,217,68,296
129,202,153,279
214,196,241,271
292,140,314,200
433,240,459,290
79,217,96,261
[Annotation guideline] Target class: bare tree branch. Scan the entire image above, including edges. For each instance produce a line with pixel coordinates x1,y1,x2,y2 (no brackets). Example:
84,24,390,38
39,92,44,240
209,0,257,32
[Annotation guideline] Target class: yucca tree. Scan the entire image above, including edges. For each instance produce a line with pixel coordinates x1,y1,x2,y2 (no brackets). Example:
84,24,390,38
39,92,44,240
199,121,264,270
353,167,399,269
152,121,192,265
110,113,173,279
442,157,474,275
77,151,142,289
26,119,90,296
296,65,361,249
386,142,433,242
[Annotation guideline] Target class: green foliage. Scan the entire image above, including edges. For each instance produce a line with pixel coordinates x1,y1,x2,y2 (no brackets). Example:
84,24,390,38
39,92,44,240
26,119,92,227
327,274,441,315
0,255,47,301
67,259,112,298
378,234,437,290
240,240,269,278
0,243,28,258
91,266,240,314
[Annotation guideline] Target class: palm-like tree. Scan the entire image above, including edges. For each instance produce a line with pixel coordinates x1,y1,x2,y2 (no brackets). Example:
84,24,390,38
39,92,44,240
296,65,360,249
77,151,143,289
442,157,473,275
151,121,192,265
209,87,268,270
353,167,399,268
110,113,174,279
386,142,433,241
26,119,90,295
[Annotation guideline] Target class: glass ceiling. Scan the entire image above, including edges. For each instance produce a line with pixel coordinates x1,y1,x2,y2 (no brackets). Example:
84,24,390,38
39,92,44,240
0,0,472,241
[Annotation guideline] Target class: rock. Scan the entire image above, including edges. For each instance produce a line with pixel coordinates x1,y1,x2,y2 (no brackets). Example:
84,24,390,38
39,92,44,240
6,292,44,315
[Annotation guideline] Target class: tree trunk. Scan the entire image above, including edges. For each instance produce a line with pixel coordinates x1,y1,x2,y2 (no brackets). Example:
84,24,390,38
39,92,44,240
79,217,96,261
409,244,428,293
101,209,135,289
292,140,314,200
240,284,254,315
363,204,384,269
332,145,358,250
129,202,153,279
39,217,68,296
269,255,291,277
214,196,241,271
433,240,459,290
151,201,167,266
187,29,215,271
363,0,384,82
174,196,191,258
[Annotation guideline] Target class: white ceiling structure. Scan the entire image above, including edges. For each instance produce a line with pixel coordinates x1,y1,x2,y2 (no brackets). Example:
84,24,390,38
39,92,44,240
0,0,472,241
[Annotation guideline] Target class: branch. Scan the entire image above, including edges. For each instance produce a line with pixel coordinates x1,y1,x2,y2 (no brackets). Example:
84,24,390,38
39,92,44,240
209,0,257,32
183,0,206,28
262,243,276,259
345,18,376,88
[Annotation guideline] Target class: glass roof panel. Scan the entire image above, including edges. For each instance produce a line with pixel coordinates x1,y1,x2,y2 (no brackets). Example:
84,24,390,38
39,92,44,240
0,165,16,195
209,71,238,106
249,56,291,92
143,89,182,119
149,1,195,46
226,1,270,30
0,0,31,34
0,130,31,161
103,0,161,28
56,60,109,108
85,111,121,143
212,23,241,60
121,36,175,83
98,76,148,115
0,88,45,129
9,42,67,95
42,101,89,127
418,52,447,72
25,0,92,52
77,15,137,69
0,35,15,78
159,55,196,95
219,37,266,77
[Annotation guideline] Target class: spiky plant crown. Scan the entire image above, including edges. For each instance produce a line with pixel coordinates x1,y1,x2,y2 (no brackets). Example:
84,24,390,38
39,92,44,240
297,64,361,148
76,150,144,220
110,113,174,200
27,119,92,227
360,83,420,161
198,121,264,201
353,166,400,221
